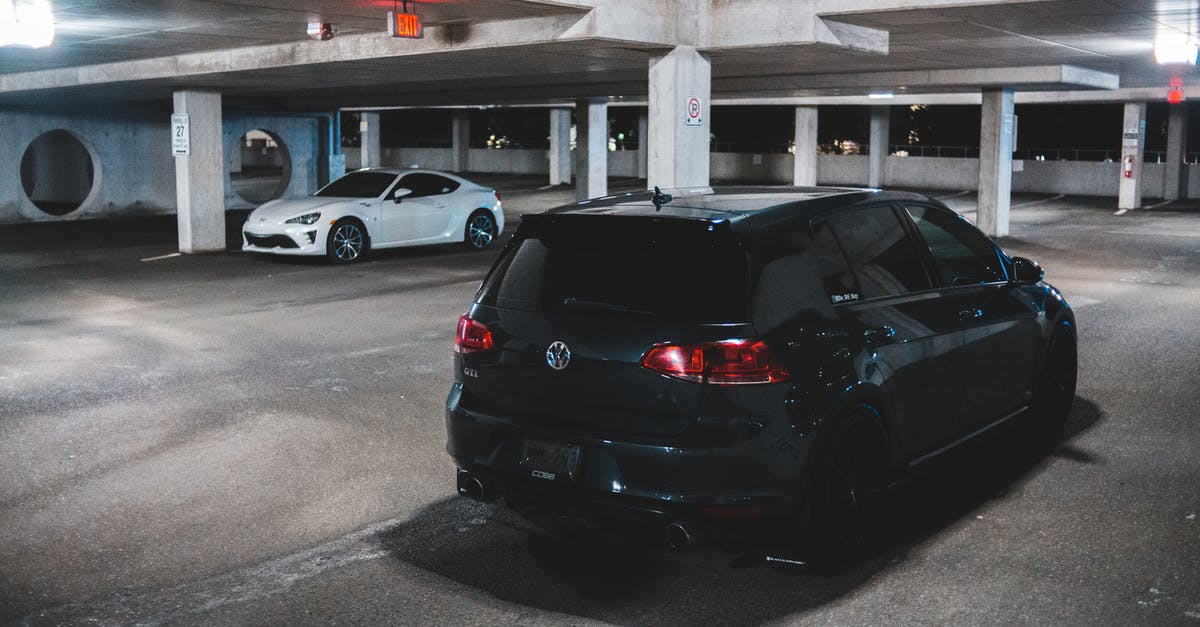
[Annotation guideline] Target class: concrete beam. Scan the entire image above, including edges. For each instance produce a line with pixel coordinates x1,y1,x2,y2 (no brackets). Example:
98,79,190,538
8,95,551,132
575,98,606,200
173,89,225,253
648,46,711,189
978,87,1015,237
360,112,381,169
868,105,889,188
1118,102,1147,211
1164,104,1187,201
793,106,818,186
549,107,572,185
451,111,469,173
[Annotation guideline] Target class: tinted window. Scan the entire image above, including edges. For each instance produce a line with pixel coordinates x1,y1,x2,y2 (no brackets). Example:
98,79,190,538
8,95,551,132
398,173,460,198
479,219,749,323
905,204,1007,286
813,222,860,304
315,171,398,198
825,205,932,299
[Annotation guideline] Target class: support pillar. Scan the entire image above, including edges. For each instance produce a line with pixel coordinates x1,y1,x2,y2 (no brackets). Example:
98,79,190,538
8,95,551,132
793,106,818,186
318,112,345,186
1165,103,1188,201
360,111,381,169
173,89,225,253
637,109,649,180
549,107,572,185
575,98,607,200
868,105,889,188
451,110,470,173
1118,102,1147,211
648,46,711,189
978,88,1015,237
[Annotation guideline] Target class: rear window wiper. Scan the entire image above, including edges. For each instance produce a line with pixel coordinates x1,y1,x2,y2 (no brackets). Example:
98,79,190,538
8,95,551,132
562,297,652,315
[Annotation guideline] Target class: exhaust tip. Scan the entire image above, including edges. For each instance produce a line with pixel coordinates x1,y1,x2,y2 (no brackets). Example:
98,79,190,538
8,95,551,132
665,522,692,550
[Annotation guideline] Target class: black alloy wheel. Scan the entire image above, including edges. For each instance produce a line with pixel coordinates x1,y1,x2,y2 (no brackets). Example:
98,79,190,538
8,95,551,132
464,210,496,250
328,220,367,264
810,407,889,567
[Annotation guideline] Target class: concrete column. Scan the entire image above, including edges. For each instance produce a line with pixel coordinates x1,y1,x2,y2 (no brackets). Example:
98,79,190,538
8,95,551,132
648,46,711,189
451,110,470,173
1118,102,1147,211
1164,103,1188,201
637,109,649,180
978,88,1015,237
793,106,818,186
549,107,571,185
173,89,225,253
360,111,381,169
868,105,889,188
575,98,607,200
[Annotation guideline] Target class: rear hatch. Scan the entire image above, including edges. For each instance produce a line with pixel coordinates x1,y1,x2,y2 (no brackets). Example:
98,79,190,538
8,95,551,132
457,212,757,439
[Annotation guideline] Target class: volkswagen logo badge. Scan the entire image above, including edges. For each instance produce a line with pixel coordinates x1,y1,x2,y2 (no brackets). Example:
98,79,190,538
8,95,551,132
546,341,571,371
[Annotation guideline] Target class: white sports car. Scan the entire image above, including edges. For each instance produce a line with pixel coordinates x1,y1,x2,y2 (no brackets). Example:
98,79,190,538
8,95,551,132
241,168,504,263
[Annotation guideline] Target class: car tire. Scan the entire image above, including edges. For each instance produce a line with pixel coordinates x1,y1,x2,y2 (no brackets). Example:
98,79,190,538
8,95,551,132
1031,322,1077,444
809,406,889,568
464,209,497,251
327,219,368,264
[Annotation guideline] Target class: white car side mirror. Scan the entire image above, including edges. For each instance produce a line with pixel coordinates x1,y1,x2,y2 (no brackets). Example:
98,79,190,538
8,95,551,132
392,187,413,203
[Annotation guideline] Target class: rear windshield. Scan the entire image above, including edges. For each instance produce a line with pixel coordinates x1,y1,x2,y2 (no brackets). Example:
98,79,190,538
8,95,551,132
315,172,397,198
478,217,750,323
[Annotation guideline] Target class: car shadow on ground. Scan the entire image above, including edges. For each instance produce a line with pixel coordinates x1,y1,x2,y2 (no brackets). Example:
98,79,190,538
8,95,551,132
376,397,1103,624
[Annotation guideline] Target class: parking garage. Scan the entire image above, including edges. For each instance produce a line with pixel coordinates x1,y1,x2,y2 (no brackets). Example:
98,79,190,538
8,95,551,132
2,1,1200,624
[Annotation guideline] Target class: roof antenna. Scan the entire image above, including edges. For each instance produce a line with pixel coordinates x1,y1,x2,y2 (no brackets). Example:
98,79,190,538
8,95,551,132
651,186,672,211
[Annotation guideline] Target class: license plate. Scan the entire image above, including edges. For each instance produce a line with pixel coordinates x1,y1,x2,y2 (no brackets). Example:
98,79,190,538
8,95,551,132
518,438,581,481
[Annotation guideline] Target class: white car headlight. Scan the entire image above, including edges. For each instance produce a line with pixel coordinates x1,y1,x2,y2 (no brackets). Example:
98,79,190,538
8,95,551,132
286,212,321,225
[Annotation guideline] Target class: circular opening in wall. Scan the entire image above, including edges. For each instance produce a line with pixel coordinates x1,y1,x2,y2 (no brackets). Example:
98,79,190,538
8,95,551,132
20,130,95,216
231,129,291,205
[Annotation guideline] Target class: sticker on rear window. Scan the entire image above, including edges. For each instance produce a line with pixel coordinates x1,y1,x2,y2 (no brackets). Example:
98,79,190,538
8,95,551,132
830,292,860,304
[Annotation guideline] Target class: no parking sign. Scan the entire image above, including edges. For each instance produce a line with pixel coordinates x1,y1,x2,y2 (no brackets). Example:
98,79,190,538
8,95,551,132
685,96,703,126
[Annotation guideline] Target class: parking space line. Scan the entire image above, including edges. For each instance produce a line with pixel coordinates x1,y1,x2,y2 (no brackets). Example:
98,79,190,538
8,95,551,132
140,252,182,262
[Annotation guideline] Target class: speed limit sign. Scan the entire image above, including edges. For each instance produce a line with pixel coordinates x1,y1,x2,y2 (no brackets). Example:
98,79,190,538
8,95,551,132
685,96,703,126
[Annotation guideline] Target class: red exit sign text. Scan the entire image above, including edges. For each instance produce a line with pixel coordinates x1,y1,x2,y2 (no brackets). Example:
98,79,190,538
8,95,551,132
388,11,423,39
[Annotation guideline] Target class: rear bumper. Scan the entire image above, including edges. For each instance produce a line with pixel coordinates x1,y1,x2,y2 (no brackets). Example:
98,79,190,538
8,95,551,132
444,382,812,533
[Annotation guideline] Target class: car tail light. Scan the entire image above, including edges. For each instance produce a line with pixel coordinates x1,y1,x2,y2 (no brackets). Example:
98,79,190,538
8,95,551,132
455,314,494,354
493,190,502,201
640,339,790,385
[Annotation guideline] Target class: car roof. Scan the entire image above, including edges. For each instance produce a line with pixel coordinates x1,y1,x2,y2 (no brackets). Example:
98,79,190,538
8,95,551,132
544,186,934,222
349,167,465,181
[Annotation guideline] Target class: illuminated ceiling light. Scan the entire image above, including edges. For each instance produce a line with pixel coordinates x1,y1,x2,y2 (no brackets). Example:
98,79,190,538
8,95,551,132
0,0,55,48
1155,33,1197,65
868,91,894,99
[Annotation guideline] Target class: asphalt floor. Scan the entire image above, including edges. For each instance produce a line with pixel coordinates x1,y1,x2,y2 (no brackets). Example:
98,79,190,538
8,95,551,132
1,177,1198,625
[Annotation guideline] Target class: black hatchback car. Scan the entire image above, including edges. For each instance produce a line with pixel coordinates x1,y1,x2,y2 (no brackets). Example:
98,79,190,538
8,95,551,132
445,187,1076,561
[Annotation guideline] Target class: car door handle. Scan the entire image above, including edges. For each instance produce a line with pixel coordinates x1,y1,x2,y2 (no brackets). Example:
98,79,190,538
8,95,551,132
358,201,372,207
863,325,895,346
958,308,984,321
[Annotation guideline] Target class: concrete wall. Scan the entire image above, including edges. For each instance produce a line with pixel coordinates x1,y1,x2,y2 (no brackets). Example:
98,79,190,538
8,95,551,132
0,107,328,223
344,146,642,178
0,106,176,223
223,116,320,210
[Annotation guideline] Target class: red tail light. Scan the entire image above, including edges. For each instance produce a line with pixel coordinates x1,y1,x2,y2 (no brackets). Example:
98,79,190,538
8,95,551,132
455,314,494,354
493,190,502,201
640,339,790,385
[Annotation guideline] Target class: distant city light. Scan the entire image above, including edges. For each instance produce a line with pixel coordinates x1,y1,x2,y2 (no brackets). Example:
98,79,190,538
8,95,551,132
0,0,55,48
868,91,895,99
1155,33,1197,65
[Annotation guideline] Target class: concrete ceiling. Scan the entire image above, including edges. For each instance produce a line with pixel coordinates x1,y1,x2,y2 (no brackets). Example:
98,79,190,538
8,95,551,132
0,0,1196,108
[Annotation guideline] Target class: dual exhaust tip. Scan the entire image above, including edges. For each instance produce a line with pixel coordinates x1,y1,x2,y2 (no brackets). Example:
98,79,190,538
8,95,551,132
456,470,700,550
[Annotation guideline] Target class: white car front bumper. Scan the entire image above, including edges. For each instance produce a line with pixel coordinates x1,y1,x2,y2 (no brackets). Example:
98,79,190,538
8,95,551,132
242,223,328,256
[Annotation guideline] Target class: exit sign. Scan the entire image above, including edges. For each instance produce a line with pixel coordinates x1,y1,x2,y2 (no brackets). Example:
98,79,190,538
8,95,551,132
388,11,423,39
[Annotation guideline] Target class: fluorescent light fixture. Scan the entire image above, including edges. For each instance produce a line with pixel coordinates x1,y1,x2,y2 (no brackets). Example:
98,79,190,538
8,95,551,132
868,91,894,99
0,0,55,48
1155,33,1197,65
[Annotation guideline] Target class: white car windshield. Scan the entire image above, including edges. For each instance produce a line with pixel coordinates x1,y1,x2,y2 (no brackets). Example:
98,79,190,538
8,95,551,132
315,172,397,198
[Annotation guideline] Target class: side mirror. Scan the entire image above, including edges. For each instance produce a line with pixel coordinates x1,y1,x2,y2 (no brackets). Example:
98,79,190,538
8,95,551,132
392,188,412,203
1011,256,1044,284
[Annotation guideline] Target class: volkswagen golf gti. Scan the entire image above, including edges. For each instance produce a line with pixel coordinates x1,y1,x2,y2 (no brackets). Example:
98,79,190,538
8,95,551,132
445,187,1076,562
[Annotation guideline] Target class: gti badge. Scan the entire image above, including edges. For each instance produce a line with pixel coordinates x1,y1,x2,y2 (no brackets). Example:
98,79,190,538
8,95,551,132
546,341,571,370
